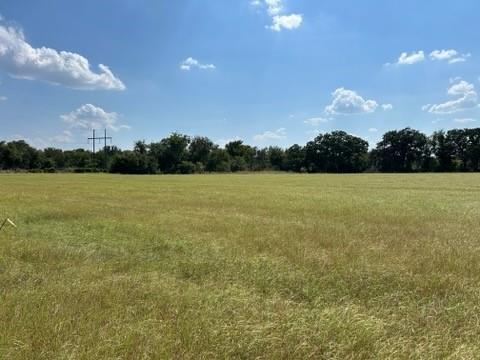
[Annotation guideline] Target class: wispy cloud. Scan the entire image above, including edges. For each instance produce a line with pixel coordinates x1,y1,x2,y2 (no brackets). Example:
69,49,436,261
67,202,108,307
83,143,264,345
430,49,471,64
387,49,470,67
180,57,216,71
304,117,329,126
423,79,478,114
253,128,286,141
454,118,477,124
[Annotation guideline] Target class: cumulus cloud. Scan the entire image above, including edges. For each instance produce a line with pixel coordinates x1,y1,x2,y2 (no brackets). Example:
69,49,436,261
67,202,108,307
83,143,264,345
253,0,303,32
253,128,287,141
61,104,129,132
325,88,379,115
382,104,393,111
430,49,470,64
180,57,216,71
395,51,425,66
265,0,283,15
0,18,125,90
423,79,478,114
269,14,303,31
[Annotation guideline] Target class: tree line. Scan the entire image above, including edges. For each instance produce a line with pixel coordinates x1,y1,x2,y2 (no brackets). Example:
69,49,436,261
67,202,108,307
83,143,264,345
1,127,480,173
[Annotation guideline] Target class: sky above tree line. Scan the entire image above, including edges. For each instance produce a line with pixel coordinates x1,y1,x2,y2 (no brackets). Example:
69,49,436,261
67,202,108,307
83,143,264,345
0,0,479,150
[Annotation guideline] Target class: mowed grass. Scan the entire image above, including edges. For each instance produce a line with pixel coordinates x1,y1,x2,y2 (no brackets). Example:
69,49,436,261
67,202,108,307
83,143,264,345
1,174,480,359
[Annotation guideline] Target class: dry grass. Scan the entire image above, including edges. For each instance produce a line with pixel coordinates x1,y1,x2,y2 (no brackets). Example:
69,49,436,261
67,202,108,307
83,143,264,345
1,173,479,359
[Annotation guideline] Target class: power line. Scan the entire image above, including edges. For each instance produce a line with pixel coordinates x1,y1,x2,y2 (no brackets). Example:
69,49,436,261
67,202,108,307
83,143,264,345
88,129,112,171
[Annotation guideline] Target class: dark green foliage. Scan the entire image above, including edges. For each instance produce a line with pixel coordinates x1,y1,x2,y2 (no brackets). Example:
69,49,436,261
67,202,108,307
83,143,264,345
267,146,285,170
305,131,369,173
206,148,231,172
109,151,156,174
374,128,430,172
284,145,306,172
189,137,215,164
2,127,480,174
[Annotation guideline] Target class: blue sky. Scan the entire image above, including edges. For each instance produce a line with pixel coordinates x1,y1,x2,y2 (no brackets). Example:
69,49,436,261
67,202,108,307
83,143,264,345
0,0,479,149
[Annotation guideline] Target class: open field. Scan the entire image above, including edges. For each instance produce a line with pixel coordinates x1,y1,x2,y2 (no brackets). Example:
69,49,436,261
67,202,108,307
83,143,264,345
1,173,480,359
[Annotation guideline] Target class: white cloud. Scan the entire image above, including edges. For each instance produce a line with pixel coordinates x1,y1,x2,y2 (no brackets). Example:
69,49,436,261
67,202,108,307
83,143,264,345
430,49,470,64
51,130,73,143
395,51,425,65
454,118,477,124
423,80,478,114
304,117,329,125
0,95,6,101
61,104,129,132
269,14,303,31
265,0,283,15
382,104,393,111
368,128,378,132
325,88,379,115
180,57,216,71
254,0,303,32
253,128,287,141
0,18,125,90
387,49,471,67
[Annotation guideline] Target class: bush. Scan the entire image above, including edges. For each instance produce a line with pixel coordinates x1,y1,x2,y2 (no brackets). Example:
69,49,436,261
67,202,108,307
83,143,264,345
177,161,196,174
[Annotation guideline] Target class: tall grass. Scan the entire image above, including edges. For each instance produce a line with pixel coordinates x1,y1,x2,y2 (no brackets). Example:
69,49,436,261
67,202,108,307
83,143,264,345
1,173,479,359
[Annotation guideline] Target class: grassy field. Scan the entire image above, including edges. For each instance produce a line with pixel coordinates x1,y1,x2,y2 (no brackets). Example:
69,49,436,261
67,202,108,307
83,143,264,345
0,173,479,359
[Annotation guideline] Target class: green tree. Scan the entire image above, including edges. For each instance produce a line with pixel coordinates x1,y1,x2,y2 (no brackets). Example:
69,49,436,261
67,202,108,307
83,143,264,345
284,144,306,172
188,136,215,165
306,131,369,173
374,128,430,172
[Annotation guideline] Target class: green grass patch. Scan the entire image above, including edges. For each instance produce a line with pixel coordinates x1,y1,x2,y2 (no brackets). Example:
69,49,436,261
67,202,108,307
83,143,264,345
1,173,479,359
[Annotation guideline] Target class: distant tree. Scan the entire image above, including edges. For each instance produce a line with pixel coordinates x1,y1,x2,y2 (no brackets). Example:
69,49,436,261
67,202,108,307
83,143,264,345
109,151,155,174
177,161,196,174
134,141,148,155
431,131,456,171
225,140,246,158
446,129,469,171
251,147,268,171
267,146,285,170
43,147,66,169
225,140,255,170
0,140,40,169
306,131,369,173
2,126,480,174
206,148,231,172
465,128,480,171
188,136,215,164
150,133,190,173
374,128,430,172
64,149,92,169
284,144,306,172
230,156,248,172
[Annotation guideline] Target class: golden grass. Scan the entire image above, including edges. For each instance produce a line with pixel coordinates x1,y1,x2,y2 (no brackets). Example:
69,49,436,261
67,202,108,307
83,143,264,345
1,173,479,359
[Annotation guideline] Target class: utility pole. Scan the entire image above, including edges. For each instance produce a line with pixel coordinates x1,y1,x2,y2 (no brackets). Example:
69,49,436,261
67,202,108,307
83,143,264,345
88,129,112,172
88,129,98,170
102,129,113,171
